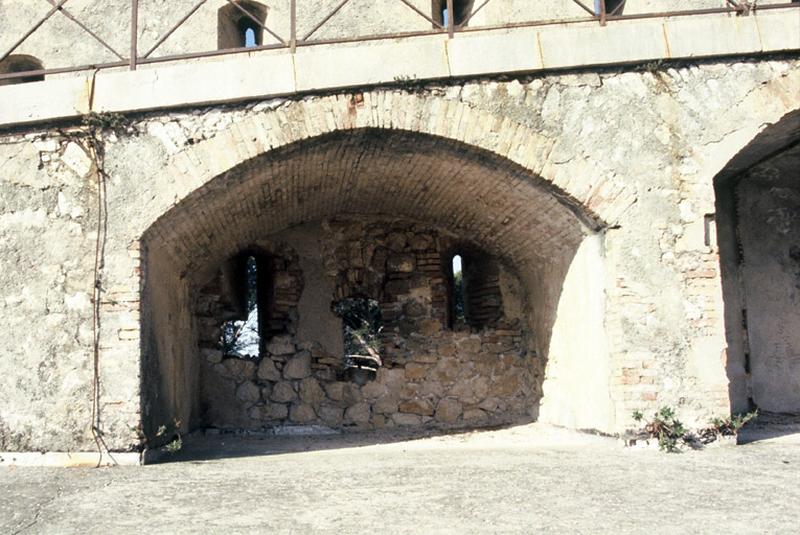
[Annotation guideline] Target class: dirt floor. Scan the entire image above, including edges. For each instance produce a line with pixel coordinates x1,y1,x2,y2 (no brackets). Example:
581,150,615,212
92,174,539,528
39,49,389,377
1,422,799,534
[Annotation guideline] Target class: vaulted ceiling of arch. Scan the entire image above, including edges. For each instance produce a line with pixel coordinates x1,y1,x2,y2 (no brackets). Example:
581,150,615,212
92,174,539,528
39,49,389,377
715,109,800,188
143,129,594,282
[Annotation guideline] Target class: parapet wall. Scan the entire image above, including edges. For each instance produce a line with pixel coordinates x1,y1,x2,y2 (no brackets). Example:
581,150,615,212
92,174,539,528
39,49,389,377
1,8,799,127
4,0,785,76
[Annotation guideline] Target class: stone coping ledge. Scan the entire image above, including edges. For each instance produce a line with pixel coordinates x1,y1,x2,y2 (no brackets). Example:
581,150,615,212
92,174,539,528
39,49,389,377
0,10,798,128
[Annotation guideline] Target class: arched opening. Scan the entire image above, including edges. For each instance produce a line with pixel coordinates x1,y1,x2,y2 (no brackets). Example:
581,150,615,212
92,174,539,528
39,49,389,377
0,55,44,86
140,128,609,444
218,254,259,359
715,110,800,417
450,254,465,328
217,1,267,50
608,0,626,15
446,247,503,330
243,26,257,48
432,0,474,28
594,0,626,16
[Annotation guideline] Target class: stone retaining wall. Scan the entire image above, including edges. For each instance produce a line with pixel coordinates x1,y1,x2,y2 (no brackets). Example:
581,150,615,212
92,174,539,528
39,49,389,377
196,218,536,431
0,58,798,452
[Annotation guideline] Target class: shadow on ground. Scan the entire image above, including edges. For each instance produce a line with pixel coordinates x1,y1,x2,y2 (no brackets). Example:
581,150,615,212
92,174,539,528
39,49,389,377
738,411,800,445
150,421,545,464
148,414,800,465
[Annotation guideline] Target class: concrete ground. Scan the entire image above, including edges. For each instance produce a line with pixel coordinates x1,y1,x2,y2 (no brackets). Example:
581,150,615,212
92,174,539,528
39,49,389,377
1,422,799,535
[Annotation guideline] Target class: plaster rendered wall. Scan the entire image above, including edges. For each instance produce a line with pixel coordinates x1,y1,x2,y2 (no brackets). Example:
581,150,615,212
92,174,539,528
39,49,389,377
468,0,791,24
537,234,615,430
291,226,343,359
466,0,725,25
0,136,97,451
735,145,800,413
0,0,776,80
140,244,200,444
1,58,799,451
0,0,431,71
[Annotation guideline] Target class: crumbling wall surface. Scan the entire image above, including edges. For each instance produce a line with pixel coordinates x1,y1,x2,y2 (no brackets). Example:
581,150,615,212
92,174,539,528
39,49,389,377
735,144,800,412
129,113,594,439
0,134,96,451
197,218,537,431
0,131,145,451
449,60,799,427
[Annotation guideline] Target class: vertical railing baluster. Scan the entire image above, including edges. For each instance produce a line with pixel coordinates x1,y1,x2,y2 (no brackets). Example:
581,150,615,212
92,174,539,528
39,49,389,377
131,0,139,69
600,0,607,26
446,0,454,37
290,0,297,52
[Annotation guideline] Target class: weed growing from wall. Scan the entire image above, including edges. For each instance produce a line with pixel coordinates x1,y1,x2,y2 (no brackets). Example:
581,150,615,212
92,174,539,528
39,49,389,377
631,407,758,453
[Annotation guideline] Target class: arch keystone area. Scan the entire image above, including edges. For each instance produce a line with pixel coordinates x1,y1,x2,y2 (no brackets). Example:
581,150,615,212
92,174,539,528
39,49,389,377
148,91,621,238
134,100,617,442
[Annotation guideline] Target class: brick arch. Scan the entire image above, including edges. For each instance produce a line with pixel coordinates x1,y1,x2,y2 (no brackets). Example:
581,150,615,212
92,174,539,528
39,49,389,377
138,90,622,247
713,105,800,416
143,127,598,285
697,69,800,186
136,93,620,441
713,109,800,188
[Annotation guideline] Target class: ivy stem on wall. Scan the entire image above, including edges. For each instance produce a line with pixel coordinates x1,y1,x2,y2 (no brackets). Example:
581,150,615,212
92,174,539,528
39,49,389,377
60,112,133,466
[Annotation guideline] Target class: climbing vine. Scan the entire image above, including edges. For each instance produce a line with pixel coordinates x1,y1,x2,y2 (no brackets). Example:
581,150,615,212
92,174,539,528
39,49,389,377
59,111,136,465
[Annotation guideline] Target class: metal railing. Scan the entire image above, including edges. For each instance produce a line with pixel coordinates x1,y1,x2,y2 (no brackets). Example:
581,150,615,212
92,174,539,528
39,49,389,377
0,0,798,82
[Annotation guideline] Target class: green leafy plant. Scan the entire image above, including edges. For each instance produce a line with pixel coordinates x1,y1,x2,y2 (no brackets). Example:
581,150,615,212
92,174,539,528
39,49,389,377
648,406,686,453
164,436,183,453
632,406,687,453
156,418,183,453
81,111,134,136
632,407,758,452
710,410,758,436
392,74,427,94
637,59,664,73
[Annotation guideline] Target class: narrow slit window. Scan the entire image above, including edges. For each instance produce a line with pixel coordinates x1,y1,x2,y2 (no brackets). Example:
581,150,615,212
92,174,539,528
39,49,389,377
448,250,502,330
432,0,473,28
608,0,626,15
218,1,267,50
221,255,260,358
594,0,626,16
245,27,257,47
451,255,466,328
238,19,259,48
